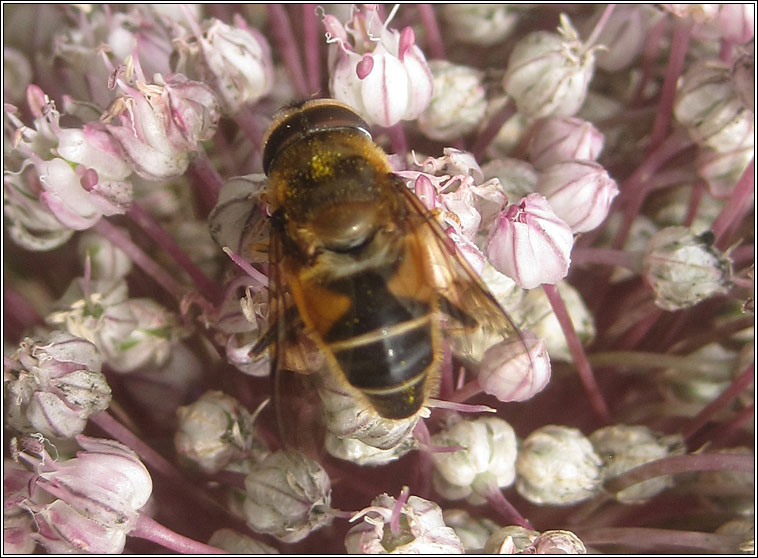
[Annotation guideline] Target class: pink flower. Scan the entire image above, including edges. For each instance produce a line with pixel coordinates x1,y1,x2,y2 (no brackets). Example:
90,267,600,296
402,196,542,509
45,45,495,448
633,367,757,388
105,72,220,180
528,116,604,170
535,159,619,233
477,331,551,402
487,194,573,289
325,6,433,127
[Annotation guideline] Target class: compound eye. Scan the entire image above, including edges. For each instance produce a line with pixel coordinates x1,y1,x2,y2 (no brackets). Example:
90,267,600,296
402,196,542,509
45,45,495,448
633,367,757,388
262,100,371,175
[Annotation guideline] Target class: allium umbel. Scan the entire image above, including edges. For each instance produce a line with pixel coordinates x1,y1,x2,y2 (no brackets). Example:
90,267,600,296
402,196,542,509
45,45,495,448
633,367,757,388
3,4,755,555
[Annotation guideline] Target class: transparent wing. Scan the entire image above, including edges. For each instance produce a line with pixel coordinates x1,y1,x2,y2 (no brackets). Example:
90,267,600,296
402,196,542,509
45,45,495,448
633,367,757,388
252,213,325,455
393,175,527,362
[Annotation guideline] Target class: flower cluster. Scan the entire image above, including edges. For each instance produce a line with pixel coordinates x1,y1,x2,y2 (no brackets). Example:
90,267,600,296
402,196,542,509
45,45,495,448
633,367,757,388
3,4,754,555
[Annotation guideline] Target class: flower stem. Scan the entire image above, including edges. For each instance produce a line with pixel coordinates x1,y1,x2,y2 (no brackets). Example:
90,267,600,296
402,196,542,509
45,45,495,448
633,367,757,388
570,247,642,271
711,158,754,250
303,4,322,95
603,452,754,494
583,4,615,49
93,218,186,301
543,284,611,422
578,526,744,553
486,487,532,530
647,18,691,152
417,5,445,59
614,130,692,249
131,513,226,554
471,99,515,162
90,411,179,479
587,350,732,374
188,149,225,211
267,5,309,98
127,202,222,304
681,363,754,441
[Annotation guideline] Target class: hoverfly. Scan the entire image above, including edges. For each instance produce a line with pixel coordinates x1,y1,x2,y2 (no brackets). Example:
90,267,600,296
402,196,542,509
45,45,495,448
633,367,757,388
252,99,523,444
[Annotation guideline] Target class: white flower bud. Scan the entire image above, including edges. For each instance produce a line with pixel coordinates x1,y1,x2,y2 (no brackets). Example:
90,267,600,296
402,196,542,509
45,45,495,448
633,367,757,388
430,416,518,503
731,50,754,113
418,61,487,141
443,509,499,552
243,450,332,543
590,425,685,503
516,425,603,505
487,193,574,289
442,5,519,46
504,14,598,118
536,160,619,233
3,165,75,251
477,332,552,402
208,528,279,554
5,330,110,438
484,525,539,554
529,116,605,170
175,391,258,474
642,226,732,311
482,157,539,201
346,493,464,554
696,145,755,198
582,5,648,72
531,530,587,554
325,433,415,466
674,59,754,153
173,18,274,115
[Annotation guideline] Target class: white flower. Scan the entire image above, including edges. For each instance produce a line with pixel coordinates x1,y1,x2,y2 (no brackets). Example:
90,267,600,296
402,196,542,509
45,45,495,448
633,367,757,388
590,425,685,503
516,425,603,505
431,416,518,504
345,493,464,553
243,451,332,543
643,226,732,311
504,14,598,118
325,6,433,127
486,193,574,289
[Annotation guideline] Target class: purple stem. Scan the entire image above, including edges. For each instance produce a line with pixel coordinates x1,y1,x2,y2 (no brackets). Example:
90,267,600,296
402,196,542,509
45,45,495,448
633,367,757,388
381,123,408,159
93,218,185,301
613,130,692,249
131,514,226,554
709,403,754,449
570,247,641,271
90,411,179,479
486,489,531,530
303,4,322,94
267,5,309,98
603,452,754,494
681,364,754,441
417,5,445,59
647,18,692,153
127,203,221,304
711,158,754,250
583,4,616,48
579,527,744,553
3,287,43,331
471,99,515,161
630,16,669,107
188,149,224,212
543,284,611,422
